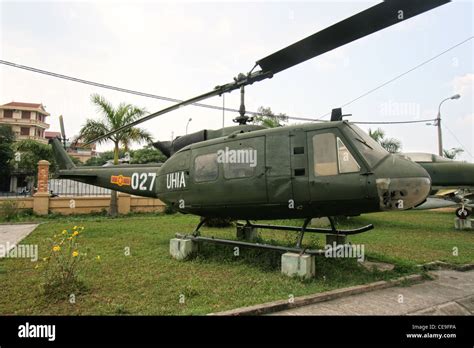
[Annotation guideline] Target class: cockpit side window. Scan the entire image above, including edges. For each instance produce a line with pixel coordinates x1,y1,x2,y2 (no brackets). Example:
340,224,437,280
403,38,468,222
337,137,360,173
313,133,361,176
313,133,338,176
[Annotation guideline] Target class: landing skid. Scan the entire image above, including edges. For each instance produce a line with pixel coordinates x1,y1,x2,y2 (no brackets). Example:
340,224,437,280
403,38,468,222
238,219,374,236
176,217,373,255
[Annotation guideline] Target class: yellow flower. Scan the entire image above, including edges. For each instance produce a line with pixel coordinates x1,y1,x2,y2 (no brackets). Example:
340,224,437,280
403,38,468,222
73,226,78,230
52,245,61,252
72,251,79,257
67,237,72,241
72,231,79,237
62,230,67,235
80,226,85,231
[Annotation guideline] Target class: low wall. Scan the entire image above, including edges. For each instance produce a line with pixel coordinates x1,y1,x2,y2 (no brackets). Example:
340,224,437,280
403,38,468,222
0,194,166,216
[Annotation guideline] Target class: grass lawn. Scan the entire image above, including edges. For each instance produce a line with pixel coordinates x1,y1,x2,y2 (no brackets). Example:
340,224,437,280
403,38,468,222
0,210,473,315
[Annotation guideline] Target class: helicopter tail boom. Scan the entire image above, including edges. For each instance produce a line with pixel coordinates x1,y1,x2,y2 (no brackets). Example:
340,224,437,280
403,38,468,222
49,137,161,197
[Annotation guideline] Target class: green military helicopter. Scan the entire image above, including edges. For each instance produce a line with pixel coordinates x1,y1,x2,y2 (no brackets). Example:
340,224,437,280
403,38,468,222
50,0,450,253
401,153,474,218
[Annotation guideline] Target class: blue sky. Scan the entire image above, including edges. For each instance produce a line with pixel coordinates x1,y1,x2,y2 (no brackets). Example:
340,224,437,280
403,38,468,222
0,0,472,160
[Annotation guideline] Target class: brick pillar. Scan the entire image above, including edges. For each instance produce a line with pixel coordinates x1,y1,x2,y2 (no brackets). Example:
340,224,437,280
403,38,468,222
118,193,131,215
33,160,50,215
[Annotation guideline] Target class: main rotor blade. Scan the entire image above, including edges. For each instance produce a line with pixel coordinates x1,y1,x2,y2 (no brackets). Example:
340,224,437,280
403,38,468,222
85,70,272,145
256,0,450,74
84,89,220,145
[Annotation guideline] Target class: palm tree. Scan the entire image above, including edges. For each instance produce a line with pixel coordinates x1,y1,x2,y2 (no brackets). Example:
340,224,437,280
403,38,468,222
79,94,152,216
368,128,402,154
443,147,464,160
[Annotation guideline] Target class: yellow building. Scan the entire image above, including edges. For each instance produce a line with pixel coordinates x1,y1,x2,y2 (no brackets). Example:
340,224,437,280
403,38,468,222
0,101,50,144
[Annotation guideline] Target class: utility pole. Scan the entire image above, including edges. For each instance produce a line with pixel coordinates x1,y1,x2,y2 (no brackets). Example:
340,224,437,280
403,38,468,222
436,94,460,156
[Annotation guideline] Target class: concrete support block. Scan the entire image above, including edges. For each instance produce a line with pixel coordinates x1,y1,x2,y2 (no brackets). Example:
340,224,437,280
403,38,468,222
236,225,258,241
281,252,315,279
326,234,347,246
454,218,472,230
170,238,197,260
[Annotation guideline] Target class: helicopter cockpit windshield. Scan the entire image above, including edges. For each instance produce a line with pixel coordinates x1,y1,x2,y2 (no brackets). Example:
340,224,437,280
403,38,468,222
345,123,389,168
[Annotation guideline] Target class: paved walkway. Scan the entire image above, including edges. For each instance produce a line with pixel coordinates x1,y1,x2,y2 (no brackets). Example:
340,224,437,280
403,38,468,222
0,224,39,257
272,269,474,315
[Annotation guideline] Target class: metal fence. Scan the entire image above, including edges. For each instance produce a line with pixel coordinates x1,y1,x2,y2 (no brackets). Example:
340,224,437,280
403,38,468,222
0,179,111,197
0,185,33,197
48,178,111,197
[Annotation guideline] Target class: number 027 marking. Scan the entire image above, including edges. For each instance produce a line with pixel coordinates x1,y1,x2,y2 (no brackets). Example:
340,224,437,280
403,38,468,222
131,172,156,191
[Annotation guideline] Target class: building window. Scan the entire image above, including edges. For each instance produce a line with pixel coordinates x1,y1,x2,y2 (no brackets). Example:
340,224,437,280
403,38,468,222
3,110,13,118
22,111,31,119
194,153,218,182
20,127,30,136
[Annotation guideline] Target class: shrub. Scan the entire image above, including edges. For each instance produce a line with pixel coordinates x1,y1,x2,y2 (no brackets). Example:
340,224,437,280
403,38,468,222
0,200,21,221
37,225,90,299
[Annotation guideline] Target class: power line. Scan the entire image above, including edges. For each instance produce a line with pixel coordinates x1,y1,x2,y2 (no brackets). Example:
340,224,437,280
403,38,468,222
315,36,474,120
0,59,315,122
352,118,436,125
1,35,472,125
443,124,473,160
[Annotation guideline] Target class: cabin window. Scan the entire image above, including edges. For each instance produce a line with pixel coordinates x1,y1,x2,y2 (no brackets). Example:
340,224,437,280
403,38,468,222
194,153,218,182
222,147,256,179
337,137,360,173
223,161,255,179
313,133,338,176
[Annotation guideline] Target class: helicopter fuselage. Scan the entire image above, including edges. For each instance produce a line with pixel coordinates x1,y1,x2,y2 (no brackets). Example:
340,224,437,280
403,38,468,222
53,121,432,220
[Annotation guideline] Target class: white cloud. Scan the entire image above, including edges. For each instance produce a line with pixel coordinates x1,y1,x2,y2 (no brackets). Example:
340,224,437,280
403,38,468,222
452,73,473,95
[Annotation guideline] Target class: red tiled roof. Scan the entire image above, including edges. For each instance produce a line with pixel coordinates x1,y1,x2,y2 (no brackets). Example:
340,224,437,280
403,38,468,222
45,131,61,138
3,102,43,108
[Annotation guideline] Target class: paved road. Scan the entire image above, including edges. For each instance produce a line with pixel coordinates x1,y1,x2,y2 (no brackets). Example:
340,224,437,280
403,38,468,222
0,224,38,257
272,269,474,315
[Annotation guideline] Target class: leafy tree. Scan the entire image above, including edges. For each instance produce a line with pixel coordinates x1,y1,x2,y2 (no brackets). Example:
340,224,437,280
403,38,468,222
443,147,464,160
0,126,15,190
368,128,402,153
12,140,57,185
253,106,288,128
78,94,152,216
130,146,166,164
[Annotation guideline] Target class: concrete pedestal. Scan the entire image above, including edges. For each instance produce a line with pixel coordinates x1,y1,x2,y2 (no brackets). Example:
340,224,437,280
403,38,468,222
454,218,472,230
170,238,197,260
281,252,315,279
326,234,347,246
236,225,258,241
